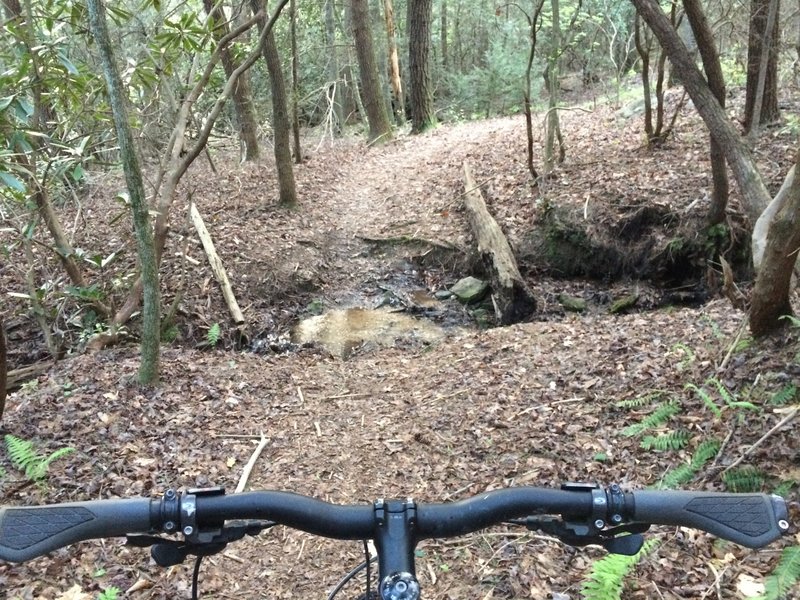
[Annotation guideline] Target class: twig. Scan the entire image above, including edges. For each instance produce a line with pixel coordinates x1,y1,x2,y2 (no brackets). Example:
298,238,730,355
235,433,269,493
721,407,799,475
296,386,305,404
719,319,747,371
212,433,265,439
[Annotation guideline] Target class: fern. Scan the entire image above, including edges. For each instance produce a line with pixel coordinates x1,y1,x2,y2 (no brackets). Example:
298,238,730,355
686,383,722,418
4,435,74,482
722,466,765,493
773,480,796,498
621,402,682,437
207,323,221,347
770,384,798,406
616,391,668,409
691,440,721,468
758,545,800,600
581,538,660,600
640,430,690,451
658,440,720,489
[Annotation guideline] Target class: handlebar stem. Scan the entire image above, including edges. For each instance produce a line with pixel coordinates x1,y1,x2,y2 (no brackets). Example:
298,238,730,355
374,498,418,580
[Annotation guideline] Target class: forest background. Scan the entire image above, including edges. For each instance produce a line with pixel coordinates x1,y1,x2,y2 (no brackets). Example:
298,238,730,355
2,0,800,598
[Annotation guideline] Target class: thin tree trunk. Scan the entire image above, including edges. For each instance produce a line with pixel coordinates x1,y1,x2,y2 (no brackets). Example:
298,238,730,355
635,16,655,140
325,0,344,130
747,0,780,141
351,0,393,142
0,316,5,423
290,0,302,162
631,0,771,224
252,0,297,206
203,0,260,162
683,0,729,225
87,0,161,384
384,0,405,124
745,0,781,132
544,0,561,174
440,0,448,70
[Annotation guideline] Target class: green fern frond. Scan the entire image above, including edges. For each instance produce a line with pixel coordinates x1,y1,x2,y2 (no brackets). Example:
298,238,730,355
4,435,74,482
770,384,798,406
207,323,221,347
686,383,722,418
690,440,721,469
779,315,800,328
773,480,796,498
722,466,765,493
658,441,720,490
640,430,690,451
621,402,682,437
581,538,660,600
616,391,667,409
762,545,800,600
659,464,697,489
671,342,696,370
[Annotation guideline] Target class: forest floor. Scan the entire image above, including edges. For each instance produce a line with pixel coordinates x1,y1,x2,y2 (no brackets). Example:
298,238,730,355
1,90,800,600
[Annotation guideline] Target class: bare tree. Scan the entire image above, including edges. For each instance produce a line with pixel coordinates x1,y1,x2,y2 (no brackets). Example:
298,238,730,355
203,0,261,162
87,0,160,384
408,0,436,133
683,0,729,225
351,0,393,142
744,0,781,134
252,0,297,205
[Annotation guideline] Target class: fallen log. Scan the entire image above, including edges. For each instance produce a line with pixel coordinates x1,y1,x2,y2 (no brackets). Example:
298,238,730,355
190,201,245,325
462,162,536,324
7,361,54,392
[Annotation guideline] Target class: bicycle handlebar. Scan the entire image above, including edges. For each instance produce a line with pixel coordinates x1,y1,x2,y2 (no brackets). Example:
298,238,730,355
0,484,789,566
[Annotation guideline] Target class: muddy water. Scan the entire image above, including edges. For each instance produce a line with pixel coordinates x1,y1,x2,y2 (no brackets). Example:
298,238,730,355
293,308,448,358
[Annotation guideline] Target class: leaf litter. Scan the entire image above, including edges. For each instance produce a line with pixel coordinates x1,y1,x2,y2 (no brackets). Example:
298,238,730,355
1,96,799,599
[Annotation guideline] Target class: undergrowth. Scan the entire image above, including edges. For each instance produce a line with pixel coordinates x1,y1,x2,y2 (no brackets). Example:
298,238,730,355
580,539,660,600
3,434,74,483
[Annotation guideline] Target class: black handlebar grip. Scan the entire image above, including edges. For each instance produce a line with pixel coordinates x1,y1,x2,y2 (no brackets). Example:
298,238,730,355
632,491,790,549
0,499,153,563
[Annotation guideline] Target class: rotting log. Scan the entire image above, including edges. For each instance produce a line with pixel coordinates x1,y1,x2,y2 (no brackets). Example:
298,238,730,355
7,362,53,393
462,162,537,324
190,202,245,325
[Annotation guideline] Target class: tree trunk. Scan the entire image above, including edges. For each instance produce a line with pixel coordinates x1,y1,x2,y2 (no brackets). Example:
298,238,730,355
0,316,6,423
750,150,800,337
635,16,655,140
440,0,448,70
463,163,537,324
351,0,393,142
744,0,781,133
408,0,437,133
325,0,344,131
87,0,160,385
203,0,260,162
683,0,729,225
544,0,561,174
252,0,298,206
524,0,546,180
631,0,771,224
384,0,405,124
290,0,302,162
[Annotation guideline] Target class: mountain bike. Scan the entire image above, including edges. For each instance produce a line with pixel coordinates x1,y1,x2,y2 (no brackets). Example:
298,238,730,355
0,482,791,599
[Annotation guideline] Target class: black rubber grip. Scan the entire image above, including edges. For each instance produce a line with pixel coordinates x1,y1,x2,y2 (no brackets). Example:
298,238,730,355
0,499,153,563
632,491,789,549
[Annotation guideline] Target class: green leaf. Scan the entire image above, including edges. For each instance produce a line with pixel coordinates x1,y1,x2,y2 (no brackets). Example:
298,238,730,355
56,49,79,75
0,171,25,192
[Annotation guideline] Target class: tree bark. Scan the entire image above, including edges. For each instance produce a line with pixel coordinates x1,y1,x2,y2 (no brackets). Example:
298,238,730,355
87,0,160,384
744,0,781,133
203,0,260,162
544,0,562,174
750,150,800,337
252,0,298,206
290,0,302,162
384,0,405,124
462,162,537,324
631,0,771,224
408,0,437,133
325,0,344,130
0,316,6,423
351,0,393,142
683,0,729,225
